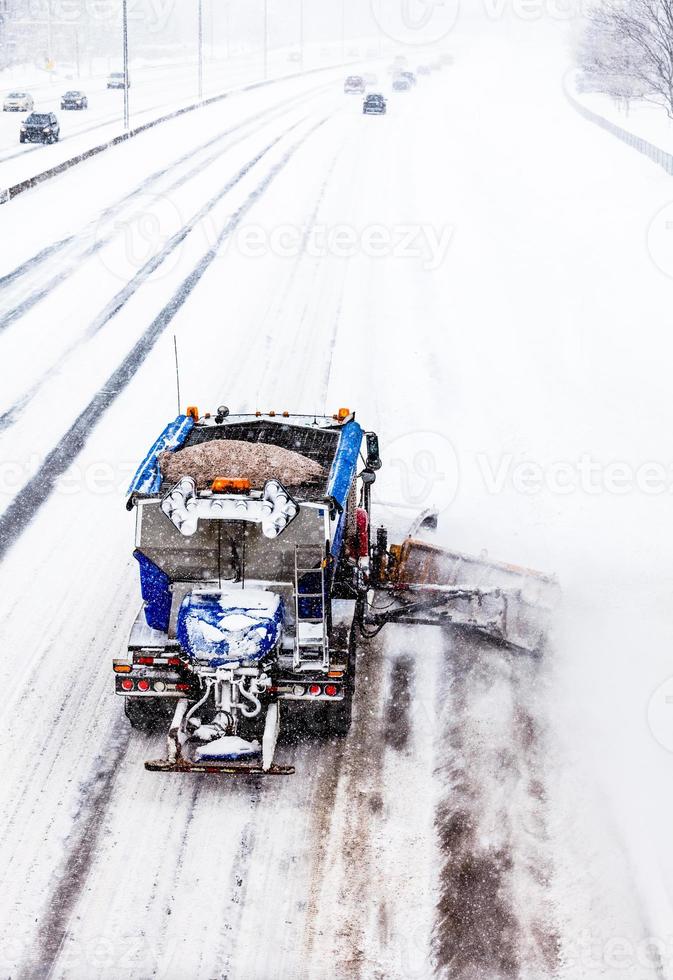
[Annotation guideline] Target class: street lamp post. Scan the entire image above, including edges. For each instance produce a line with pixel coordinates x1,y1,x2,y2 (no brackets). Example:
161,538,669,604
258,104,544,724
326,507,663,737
299,0,304,72
340,0,345,64
197,0,203,100
263,0,268,80
122,0,129,129
46,0,52,70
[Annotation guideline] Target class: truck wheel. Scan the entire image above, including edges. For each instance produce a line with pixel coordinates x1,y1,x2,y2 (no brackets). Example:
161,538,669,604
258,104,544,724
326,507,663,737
124,697,170,732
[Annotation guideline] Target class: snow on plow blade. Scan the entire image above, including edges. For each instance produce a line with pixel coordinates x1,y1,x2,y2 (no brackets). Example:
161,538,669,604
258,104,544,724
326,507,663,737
385,539,559,654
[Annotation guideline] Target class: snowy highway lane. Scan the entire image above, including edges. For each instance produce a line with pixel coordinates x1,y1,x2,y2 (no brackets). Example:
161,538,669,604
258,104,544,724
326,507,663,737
3,12,673,980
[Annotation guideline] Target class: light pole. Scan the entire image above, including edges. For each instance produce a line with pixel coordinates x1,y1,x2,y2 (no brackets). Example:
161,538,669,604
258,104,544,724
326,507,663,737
46,0,52,68
197,0,203,100
122,0,129,129
340,0,345,64
263,0,268,80
299,0,304,72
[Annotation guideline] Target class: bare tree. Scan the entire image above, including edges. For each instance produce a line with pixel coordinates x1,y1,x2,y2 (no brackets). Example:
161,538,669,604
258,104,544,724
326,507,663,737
579,0,673,116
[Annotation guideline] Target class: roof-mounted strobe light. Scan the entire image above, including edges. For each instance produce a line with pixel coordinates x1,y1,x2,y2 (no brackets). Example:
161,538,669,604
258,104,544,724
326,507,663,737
215,405,229,423
211,478,251,494
186,406,199,421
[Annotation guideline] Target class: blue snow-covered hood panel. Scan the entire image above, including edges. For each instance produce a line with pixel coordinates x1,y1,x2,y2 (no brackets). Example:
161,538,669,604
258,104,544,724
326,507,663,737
177,590,285,668
126,414,194,503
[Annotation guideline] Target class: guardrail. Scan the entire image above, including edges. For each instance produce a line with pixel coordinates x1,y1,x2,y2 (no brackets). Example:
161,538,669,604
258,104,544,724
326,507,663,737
564,82,673,176
0,60,354,205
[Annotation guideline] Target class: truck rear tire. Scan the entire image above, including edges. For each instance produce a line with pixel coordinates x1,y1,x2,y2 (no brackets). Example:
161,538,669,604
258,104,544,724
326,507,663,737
124,697,171,732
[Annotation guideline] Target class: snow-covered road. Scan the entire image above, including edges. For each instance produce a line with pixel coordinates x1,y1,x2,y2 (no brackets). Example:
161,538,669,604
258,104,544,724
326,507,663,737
2,11,673,979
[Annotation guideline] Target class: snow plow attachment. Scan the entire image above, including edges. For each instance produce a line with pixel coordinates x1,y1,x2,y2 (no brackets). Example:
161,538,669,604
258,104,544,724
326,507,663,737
369,536,558,655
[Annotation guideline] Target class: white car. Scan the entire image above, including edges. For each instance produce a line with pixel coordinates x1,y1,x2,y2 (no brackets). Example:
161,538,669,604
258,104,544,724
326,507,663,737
107,72,129,89
3,91,34,112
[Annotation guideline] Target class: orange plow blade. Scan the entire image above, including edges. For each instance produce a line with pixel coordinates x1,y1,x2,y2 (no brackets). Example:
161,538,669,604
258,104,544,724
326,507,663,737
382,539,559,654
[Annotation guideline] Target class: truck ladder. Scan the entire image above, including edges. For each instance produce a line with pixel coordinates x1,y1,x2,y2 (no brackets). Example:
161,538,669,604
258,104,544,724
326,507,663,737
293,544,329,672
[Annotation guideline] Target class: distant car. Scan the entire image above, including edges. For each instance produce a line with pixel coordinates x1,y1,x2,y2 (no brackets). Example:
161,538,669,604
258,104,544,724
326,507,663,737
107,72,129,89
61,90,88,110
400,71,416,86
3,91,33,112
392,75,412,92
363,92,386,115
20,111,60,144
344,75,365,94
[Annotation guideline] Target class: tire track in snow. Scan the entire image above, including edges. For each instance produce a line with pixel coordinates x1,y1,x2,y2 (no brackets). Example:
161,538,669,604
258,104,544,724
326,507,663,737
248,142,346,409
204,791,268,980
432,630,559,980
300,630,388,979
0,122,294,433
0,569,137,866
0,83,332,331
0,114,330,563
17,719,132,980
383,654,413,752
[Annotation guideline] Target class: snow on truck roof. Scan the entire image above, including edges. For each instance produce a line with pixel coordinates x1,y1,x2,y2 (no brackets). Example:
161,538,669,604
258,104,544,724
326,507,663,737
127,412,363,514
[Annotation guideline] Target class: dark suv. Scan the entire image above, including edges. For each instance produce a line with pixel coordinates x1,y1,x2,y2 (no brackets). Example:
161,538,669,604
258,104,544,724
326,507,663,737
20,112,60,144
363,93,387,115
61,90,88,110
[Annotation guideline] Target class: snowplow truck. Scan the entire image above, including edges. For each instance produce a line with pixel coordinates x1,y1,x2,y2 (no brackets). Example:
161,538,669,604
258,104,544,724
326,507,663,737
116,408,557,775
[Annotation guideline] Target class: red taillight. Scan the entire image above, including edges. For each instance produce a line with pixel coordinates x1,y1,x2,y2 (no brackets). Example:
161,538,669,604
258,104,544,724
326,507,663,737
121,679,134,691
325,684,338,697
176,683,190,691
137,679,150,692
168,657,181,666
308,684,321,696
136,656,154,666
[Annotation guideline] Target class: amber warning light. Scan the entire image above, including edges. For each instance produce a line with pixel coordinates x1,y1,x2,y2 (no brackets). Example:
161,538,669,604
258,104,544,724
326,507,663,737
211,478,251,494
